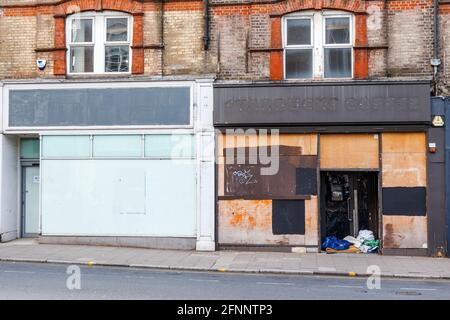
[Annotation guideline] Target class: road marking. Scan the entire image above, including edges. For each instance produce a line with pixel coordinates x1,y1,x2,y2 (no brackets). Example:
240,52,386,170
328,285,364,289
257,282,295,286
400,288,437,291
188,279,220,283
3,270,35,274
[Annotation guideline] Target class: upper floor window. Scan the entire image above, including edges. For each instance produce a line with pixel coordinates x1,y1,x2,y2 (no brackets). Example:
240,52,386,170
283,11,354,80
66,12,132,74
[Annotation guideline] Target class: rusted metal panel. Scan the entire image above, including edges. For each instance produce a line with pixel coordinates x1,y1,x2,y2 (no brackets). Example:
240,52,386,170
383,216,428,249
320,134,380,169
218,199,305,245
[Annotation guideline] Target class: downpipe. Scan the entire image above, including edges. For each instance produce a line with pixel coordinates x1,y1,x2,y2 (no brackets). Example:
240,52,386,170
431,0,441,96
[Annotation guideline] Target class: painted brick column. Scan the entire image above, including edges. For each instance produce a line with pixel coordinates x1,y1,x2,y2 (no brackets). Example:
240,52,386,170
54,15,66,76
132,13,144,75
269,16,283,81
354,13,368,79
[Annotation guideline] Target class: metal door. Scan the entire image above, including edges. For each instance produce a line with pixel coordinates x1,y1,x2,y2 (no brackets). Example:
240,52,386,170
22,165,40,237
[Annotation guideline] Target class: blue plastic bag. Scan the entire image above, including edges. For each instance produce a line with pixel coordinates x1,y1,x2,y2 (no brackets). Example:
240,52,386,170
321,236,350,251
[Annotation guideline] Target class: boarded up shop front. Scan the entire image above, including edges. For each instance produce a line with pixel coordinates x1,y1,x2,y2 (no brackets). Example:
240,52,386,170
214,81,436,255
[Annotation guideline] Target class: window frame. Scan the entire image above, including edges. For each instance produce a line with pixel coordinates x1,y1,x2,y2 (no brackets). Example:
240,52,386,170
104,16,132,73
66,11,133,75
283,15,315,80
282,10,354,80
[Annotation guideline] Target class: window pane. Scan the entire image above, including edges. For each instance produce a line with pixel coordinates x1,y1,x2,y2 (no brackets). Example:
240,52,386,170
286,19,311,45
105,46,129,72
325,17,350,44
70,46,94,73
145,135,195,158
93,135,142,157
324,48,352,78
21,138,40,159
71,19,93,43
106,18,128,42
285,49,313,79
42,136,91,158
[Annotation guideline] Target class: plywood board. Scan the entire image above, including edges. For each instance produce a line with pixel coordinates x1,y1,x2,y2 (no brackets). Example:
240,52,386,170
320,134,380,169
382,187,426,216
218,200,304,245
383,215,428,249
223,155,318,197
218,133,318,156
272,200,305,235
382,149,426,187
305,196,319,246
382,132,426,153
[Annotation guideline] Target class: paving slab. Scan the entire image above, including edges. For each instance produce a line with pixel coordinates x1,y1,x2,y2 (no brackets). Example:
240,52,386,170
1,240,450,280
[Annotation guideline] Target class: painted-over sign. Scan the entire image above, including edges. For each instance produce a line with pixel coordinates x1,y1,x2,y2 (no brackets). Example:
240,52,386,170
213,82,431,125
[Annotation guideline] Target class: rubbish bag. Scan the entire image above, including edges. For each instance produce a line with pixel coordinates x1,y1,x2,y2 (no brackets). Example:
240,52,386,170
356,230,375,243
321,236,350,251
343,236,362,248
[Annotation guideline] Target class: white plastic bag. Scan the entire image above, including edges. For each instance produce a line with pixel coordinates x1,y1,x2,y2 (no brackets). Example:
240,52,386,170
356,230,374,243
343,236,362,248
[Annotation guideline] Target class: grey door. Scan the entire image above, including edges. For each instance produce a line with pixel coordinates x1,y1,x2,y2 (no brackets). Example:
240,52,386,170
22,166,40,236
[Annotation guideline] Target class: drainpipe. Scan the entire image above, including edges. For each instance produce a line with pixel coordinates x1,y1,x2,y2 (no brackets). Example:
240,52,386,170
160,0,165,76
203,0,210,50
431,0,441,96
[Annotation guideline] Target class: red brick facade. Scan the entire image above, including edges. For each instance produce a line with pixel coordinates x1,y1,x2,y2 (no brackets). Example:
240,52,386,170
0,0,449,92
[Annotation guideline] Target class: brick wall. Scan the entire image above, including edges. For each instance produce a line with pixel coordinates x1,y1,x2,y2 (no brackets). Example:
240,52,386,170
439,6,450,95
0,16,37,78
387,0,434,78
0,0,448,88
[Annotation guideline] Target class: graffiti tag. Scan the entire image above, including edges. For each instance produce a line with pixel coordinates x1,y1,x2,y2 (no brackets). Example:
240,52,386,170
233,169,258,185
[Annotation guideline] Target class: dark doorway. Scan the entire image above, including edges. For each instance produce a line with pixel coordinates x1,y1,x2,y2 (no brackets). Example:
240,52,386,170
320,171,379,242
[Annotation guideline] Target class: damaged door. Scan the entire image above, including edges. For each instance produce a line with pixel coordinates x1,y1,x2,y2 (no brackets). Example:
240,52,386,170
320,171,378,242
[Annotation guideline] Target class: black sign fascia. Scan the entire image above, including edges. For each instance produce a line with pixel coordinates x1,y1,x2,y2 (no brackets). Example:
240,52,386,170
213,82,431,126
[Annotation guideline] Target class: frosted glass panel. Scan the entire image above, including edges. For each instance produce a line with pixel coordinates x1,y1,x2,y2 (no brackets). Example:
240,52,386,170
21,138,40,159
145,135,195,158
93,135,141,157
42,136,91,158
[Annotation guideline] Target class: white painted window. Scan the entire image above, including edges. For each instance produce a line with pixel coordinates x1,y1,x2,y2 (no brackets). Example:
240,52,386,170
66,11,132,74
283,11,354,79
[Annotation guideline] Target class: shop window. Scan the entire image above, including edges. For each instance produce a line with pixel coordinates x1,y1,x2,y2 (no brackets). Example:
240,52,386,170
42,136,91,158
144,135,195,158
283,11,353,79
67,12,132,74
93,135,142,157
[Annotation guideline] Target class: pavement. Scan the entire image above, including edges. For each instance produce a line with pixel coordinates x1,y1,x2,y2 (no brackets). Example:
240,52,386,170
1,261,450,299
1,239,450,280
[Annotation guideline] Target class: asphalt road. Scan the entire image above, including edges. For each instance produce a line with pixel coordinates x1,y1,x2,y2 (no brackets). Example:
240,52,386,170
0,261,449,300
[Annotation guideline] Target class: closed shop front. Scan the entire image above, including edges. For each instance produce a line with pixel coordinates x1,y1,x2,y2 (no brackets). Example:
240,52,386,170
0,80,216,251
214,81,439,256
